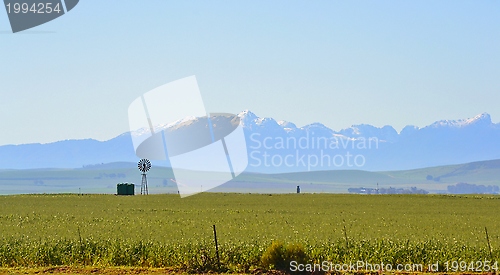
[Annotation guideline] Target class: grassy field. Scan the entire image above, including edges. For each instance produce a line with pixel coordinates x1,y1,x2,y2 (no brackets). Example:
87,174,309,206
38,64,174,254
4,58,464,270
0,193,499,272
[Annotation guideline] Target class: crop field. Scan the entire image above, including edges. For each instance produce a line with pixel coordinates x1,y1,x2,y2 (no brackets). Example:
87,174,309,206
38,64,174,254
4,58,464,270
0,193,499,273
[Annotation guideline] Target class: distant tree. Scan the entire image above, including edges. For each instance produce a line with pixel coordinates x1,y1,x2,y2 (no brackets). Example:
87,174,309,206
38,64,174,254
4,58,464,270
447,182,499,194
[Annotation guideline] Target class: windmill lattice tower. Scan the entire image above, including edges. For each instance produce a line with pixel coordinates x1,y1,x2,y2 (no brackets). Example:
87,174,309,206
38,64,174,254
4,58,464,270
138,159,151,195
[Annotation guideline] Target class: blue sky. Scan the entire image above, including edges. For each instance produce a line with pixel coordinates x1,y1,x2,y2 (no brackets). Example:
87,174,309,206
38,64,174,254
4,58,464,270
1,1,499,145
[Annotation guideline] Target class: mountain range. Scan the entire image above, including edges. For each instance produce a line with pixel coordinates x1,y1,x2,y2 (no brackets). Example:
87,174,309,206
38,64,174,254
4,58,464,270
1,111,499,172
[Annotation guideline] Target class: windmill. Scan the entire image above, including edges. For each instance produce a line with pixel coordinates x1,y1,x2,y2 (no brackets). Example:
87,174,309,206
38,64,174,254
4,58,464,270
138,159,151,195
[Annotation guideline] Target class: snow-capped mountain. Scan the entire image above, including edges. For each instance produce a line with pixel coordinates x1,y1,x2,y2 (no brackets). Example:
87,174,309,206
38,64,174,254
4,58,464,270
1,111,499,172
427,113,493,129
236,110,500,172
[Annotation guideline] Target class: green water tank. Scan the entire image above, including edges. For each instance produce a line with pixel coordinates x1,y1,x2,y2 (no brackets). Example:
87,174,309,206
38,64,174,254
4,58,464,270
117,183,127,195
126,183,135,195
117,183,135,195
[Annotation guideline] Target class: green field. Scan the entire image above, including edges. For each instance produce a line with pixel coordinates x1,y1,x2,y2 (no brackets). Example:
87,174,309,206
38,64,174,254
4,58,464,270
0,193,499,272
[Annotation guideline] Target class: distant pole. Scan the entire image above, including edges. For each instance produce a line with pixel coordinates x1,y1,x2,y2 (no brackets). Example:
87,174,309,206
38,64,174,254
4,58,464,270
213,224,220,269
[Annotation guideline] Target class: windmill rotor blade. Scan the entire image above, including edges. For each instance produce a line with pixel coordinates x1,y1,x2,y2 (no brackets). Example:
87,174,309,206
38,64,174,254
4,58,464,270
138,158,151,172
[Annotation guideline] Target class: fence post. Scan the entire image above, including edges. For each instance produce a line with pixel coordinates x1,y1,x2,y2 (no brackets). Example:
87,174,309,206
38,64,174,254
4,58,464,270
485,226,493,259
213,224,220,269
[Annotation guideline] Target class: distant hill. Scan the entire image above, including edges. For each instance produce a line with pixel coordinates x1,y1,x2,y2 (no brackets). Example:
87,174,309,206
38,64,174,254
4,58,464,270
1,159,500,195
0,135,138,169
